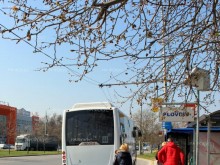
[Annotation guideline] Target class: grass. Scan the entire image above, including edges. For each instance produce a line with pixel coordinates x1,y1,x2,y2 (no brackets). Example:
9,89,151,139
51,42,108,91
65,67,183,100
0,149,156,160
137,151,157,161
0,149,61,157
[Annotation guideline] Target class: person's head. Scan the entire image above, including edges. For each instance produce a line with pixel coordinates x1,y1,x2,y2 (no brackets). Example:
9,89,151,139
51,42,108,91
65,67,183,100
161,141,167,147
119,143,129,152
167,137,174,142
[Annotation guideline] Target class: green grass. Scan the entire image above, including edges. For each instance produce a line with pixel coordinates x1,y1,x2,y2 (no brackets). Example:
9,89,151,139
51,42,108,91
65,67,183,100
137,151,157,161
0,150,61,157
0,149,156,160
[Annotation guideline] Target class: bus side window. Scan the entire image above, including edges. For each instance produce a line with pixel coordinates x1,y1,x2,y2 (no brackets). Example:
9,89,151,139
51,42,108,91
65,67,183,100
120,123,126,144
120,124,125,133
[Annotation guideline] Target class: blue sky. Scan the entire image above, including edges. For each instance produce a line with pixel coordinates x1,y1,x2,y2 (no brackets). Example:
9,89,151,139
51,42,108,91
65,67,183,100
0,3,138,118
0,0,145,118
1,36,219,118
0,1,219,119
0,36,134,117
0,31,219,118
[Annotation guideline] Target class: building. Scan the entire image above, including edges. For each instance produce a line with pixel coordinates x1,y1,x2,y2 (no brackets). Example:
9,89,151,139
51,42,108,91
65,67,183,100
32,115,40,135
0,115,6,143
0,102,40,144
0,103,17,144
16,108,33,135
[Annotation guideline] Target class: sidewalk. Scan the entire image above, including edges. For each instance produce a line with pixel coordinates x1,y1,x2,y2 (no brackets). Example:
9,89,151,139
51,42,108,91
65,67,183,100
137,158,157,165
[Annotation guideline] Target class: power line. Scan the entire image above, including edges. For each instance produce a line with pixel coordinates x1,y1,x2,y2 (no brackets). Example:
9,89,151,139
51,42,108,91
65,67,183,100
0,22,117,103
0,23,99,86
99,79,166,87
100,59,147,85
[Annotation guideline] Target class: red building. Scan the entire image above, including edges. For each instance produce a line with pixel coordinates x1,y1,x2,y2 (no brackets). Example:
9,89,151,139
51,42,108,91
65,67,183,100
32,115,40,134
0,104,17,144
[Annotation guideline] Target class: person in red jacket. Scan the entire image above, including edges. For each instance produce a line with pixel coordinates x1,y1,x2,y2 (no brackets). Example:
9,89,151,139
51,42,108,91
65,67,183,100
158,138,185,165
155,141,167,165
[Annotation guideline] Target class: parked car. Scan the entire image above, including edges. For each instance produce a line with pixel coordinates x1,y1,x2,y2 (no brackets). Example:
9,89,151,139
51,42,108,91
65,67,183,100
0,144,8,149
8,144,15,149
143,145,151,151
0,144,15,149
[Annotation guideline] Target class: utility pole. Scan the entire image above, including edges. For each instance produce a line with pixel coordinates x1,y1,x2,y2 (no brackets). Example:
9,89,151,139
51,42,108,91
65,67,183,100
45,108,50,136
184,67,210,165
162,2,168,103
196,90,200,165
161,2,169,142
140,100,143,154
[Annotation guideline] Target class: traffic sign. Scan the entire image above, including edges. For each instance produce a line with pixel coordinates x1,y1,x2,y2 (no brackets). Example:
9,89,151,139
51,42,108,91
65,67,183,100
159,106,195,122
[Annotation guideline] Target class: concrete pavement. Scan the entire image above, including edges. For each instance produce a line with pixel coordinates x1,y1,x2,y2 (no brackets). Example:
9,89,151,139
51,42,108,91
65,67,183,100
137,158,157,165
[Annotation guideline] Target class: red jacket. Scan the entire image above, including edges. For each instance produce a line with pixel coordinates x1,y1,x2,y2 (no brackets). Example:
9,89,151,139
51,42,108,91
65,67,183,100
158,142,185,165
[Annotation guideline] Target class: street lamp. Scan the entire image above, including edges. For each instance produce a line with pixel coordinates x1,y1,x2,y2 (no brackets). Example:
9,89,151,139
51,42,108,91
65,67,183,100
45,108,50,136
140,101,143,155
184,67,210,165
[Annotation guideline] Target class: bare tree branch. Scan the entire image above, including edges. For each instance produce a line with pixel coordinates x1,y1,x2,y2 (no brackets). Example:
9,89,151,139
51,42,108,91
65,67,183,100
0,0,220,112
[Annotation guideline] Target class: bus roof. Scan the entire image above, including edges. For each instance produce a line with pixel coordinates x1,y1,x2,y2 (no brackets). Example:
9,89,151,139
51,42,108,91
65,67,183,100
68,102,128,118
71,102,115,111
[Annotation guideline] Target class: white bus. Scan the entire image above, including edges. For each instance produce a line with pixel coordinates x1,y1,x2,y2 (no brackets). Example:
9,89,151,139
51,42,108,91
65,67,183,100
62,102,141,165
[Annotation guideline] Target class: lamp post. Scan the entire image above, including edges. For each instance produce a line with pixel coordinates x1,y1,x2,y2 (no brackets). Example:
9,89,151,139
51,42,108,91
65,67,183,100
140,101,143,155
196,90,200,165
45,108,50,136
184,67,210,165
45,111,47,136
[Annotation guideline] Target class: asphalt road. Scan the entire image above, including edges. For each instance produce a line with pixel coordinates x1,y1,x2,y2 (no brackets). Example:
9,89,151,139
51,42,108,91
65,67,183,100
0,155,60,165
0,155,156,165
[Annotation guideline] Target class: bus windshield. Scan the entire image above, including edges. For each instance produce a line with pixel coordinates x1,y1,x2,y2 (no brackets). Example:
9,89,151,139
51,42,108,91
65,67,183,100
16,138,25,143
66,110,114,146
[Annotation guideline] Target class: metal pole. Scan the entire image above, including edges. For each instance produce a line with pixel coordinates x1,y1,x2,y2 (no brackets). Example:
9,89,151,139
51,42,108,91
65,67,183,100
162,4,168,102
45,108,49,136
193,128,196,165
160,2,170,147
195,90,200,165
161,102,197,105
45,110,47,136
207,117,211,165
140,101,143,154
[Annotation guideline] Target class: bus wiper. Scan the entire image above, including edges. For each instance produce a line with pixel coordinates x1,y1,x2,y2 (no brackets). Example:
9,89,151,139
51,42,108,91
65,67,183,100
79,141,100,146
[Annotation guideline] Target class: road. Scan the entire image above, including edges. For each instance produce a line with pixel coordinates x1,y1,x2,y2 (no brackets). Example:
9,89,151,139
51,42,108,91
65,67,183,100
0,155,156,165
0,155,60,165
